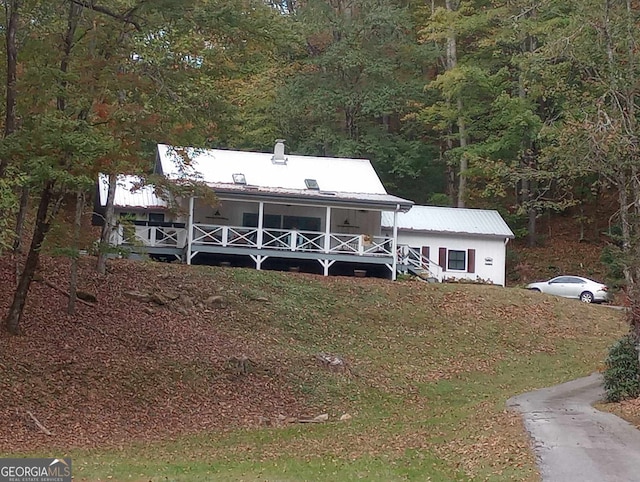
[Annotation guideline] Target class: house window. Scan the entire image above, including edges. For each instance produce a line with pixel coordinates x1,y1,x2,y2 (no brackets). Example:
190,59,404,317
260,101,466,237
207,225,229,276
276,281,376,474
447,250,466,271
148,213,165,224
148,213,165,241
242,213,281,228
243,213,321,232
283,215,321,231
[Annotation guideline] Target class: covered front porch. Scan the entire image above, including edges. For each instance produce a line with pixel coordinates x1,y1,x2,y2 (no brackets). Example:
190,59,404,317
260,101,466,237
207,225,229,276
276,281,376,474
188,224,394,273
185,194,402,278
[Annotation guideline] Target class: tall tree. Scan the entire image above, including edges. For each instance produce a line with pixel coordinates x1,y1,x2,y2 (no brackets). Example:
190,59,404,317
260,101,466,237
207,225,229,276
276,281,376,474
0,0,21,252
5,0,85,334
419,0,499,206
444,0,469,207
272,0,443,201
538,0,640,332
2,0,304,333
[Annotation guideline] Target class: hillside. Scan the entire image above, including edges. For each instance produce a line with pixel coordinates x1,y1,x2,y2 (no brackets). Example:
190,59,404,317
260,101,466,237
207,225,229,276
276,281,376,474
0,254,627,481
508,208,616,288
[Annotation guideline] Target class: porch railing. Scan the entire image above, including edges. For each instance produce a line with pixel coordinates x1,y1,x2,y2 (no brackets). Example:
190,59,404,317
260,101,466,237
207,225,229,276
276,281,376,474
398,245,443,281
113,224,187,248
191,224,393,257
192,224,259,247
109,222,398,261
329,234,392,255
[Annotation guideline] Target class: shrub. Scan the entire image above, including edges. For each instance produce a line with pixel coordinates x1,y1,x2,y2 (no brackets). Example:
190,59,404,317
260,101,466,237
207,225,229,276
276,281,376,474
427,193,452,207
604,334,640,402
600,244,626,291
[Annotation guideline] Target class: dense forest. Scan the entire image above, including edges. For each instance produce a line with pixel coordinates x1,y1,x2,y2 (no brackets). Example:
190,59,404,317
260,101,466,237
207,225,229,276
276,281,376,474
1,0,640,335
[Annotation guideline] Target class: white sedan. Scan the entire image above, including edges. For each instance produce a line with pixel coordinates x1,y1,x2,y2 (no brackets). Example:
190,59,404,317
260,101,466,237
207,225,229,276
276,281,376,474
526,276,611,303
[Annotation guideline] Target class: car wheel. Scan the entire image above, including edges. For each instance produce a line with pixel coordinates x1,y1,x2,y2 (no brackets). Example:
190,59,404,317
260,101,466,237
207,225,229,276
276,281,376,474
580,291,594,303
529,288,541,292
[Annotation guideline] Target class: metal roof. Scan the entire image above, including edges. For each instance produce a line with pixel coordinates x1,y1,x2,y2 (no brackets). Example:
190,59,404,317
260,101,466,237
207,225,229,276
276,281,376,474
381,205,515,238
157,144,388,195
98,174,168,210
97,145,414,212
210,183,412,210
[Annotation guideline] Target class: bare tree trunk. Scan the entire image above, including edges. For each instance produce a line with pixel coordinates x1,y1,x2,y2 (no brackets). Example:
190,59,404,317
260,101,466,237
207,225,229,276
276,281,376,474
0,0,19,178
444,0,468,208
4,181,55,334
0,0,21,256
97,173,117,275
457,97,467,208
68,190,84,315
518,12,539,247
443,142,455,205
578,205,585,242
12,186,28,253
528,205,537,246
624,0,640,337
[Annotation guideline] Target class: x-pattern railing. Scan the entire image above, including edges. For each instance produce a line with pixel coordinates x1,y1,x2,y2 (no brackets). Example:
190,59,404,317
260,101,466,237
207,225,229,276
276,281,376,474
262,229,291,249
362,236,392,255
117,225,184,248
190,224,393,258
192,224,224,245
329,234,361,253
297,231,324,251
227,227,258,247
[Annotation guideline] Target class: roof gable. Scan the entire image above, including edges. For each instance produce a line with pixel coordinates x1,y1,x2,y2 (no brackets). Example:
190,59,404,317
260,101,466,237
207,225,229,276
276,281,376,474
98,174,168,209
382,205,515,238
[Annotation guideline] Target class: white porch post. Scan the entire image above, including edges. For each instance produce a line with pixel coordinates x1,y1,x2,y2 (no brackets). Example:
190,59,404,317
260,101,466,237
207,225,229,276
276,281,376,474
186,196,195,265
324,206,331,253
318,259,335,276
391,206,399,280
251,254,267,270
257,201,264,250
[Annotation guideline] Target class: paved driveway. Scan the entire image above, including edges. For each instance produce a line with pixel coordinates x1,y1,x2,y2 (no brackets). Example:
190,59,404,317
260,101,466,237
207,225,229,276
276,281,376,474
508,373,640,482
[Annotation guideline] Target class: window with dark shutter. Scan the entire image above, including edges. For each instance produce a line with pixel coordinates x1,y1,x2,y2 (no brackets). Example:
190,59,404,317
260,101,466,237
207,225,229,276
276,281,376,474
447,250,466,271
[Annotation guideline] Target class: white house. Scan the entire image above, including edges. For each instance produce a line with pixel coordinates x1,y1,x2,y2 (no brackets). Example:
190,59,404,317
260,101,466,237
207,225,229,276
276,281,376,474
96,142,414,279
381,205,515,286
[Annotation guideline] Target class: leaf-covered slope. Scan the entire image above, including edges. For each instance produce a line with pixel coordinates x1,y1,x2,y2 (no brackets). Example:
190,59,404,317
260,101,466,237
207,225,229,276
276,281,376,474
0,256,626,480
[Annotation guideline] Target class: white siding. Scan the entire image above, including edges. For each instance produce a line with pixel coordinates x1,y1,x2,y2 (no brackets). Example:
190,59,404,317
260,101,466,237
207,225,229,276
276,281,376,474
390,230,509,286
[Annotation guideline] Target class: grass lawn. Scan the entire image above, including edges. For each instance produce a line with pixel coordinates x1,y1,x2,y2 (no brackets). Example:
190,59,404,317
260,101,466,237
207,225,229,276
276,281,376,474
1,261,627,481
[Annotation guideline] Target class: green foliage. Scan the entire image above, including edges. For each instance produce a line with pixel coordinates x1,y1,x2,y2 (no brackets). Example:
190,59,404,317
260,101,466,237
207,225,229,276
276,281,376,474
506,247,521,282
604,335,640,402
267,0,443,201
600,244,626,290
0,174,22,251
427,192,451,207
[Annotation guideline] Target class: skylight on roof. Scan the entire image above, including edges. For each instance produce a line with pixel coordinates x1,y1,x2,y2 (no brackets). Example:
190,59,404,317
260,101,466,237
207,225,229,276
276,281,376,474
232,173,246,185
304,178,319,190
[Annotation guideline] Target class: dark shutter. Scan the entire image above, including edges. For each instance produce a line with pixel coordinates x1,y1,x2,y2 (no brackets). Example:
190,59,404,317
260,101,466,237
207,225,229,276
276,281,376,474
421,246,430,269
468,249,476,273
438,247,446,268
